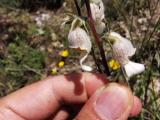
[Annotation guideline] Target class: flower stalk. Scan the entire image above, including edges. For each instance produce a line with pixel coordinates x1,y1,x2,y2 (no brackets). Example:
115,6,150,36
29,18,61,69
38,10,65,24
73,0,82,16
73,0,103,73
84,0,110,76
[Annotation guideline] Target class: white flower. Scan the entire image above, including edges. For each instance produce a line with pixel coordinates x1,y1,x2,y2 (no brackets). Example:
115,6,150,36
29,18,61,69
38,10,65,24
108,32,136,65
108,32,145,78
68,27,92,71
90,0,105,34
90,1,105,22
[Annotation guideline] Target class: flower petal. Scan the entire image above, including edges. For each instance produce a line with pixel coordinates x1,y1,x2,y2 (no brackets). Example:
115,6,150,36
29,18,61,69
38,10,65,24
80,53,93,71
124,61,145,78
108,32,136,65
95,22,105,34
68,27,92,71
90,2,105,22
68,27,91,53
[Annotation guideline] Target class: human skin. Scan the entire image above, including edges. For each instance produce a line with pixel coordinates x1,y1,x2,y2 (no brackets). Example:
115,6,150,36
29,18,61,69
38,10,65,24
0,73,141,120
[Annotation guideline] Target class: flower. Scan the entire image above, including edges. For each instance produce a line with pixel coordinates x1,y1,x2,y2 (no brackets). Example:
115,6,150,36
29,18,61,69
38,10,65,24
108,32,136,65
90,1,105,22
108,32,145,78
51,68,57,75
68,27,92,71
58,61,65,68
60,50,69,58
90,0,105,34
108,59,120,70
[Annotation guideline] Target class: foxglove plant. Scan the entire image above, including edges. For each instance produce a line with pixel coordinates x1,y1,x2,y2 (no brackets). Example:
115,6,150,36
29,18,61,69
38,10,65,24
69,0,145,78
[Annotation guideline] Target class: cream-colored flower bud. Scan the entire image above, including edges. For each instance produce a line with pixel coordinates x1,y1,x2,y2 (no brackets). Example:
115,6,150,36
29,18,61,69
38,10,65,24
90,1,105,34
68,27,92,71
108,32,145,78
90,1,105,22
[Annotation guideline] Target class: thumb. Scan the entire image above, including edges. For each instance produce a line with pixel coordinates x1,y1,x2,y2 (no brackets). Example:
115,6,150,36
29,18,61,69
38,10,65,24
75,83,134,120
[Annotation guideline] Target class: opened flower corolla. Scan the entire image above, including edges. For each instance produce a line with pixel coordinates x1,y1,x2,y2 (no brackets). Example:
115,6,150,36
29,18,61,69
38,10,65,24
68,27,92,71
108,32,136,65
108,32,145,78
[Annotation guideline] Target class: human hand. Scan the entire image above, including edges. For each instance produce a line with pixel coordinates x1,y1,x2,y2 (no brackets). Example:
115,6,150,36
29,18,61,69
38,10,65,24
0,73,141,120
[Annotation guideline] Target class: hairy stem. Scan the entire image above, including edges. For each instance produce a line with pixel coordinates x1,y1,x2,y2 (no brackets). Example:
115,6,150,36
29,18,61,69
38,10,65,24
84,0,110,76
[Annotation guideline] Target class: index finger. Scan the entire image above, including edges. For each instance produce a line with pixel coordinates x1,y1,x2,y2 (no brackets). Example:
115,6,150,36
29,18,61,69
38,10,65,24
0,73,108,120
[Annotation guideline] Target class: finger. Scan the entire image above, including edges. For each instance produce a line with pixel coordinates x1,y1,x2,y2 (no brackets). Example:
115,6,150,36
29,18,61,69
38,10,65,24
130,96,142,117
0,72,108,120
52,108,69,120
75,83,136,120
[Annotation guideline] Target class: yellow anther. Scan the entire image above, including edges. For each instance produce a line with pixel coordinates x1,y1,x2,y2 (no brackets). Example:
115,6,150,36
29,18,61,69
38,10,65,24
108,59,120,70
60,50,69,57
51,68,57,75
58,61,65,67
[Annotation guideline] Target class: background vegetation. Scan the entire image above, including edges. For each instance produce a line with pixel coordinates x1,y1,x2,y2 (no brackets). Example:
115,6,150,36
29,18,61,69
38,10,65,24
0,0,159,119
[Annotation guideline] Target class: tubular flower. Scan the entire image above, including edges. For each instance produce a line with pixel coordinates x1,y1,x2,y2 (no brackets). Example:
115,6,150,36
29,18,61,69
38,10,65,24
108,32,145,78
90,0,105,34
68,27,92,71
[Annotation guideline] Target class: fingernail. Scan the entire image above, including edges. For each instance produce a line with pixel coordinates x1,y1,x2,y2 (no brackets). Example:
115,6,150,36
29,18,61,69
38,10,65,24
94,84,130,120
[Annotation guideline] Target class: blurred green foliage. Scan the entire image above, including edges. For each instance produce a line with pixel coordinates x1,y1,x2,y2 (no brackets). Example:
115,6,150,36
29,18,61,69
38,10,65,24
0,35,45,96
0,0,159,119
0,0,21,8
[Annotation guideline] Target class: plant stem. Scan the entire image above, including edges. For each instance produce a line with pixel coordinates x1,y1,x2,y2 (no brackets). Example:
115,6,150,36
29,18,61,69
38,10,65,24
84,0,110,76
91,48,103,73
144,42,158,104
73,0,103,73
74,0,82,16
